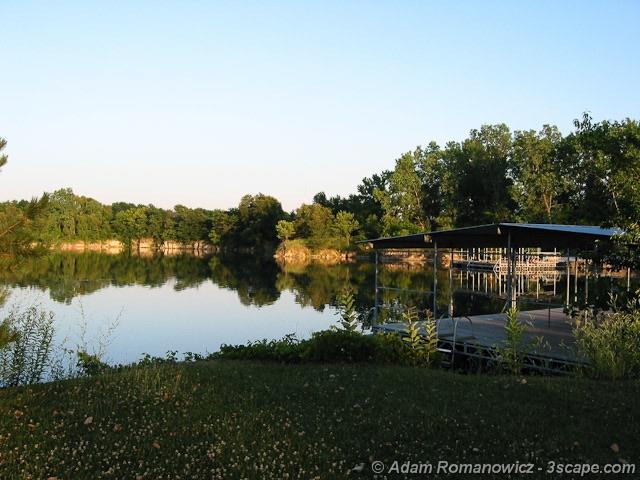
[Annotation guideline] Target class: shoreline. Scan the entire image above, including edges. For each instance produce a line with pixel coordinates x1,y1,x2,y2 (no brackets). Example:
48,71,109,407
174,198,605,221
48,239,214,255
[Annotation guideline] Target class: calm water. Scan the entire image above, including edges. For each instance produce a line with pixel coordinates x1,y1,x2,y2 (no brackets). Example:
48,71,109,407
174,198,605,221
0,252,636,364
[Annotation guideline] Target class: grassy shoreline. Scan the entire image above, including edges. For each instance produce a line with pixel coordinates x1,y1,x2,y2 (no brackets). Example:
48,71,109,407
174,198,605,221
0,360,638,479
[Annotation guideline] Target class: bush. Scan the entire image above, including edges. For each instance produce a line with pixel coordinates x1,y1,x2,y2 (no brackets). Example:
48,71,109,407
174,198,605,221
76,350,111,376
216,329,435,367
217,334,303,363
0,305,55,387
574,303,640,380
302,330,379,363
373,332,417,364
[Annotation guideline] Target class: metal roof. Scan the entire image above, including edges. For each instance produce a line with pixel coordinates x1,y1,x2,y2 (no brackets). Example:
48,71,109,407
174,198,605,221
362,223,622,250
357,233,432,249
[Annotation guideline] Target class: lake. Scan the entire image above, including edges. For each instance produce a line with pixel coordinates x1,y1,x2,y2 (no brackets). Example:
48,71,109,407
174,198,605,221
0,251,636,364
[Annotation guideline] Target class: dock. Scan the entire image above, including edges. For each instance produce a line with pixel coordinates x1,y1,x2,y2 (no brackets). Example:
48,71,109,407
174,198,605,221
372,308,582,373
451,250,564,274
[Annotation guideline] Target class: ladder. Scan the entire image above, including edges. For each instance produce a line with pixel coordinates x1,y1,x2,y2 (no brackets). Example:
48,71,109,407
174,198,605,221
436,315,476,366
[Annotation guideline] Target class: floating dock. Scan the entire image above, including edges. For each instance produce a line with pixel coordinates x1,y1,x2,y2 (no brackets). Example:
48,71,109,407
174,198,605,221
372,308,583,373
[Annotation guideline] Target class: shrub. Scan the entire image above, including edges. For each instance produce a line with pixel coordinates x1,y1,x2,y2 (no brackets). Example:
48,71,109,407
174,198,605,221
216,329,437,367
574,300,640,379
217,334,303,363
302,330,379,363
0,305,55,387
76,350,111,376
374,332,416,364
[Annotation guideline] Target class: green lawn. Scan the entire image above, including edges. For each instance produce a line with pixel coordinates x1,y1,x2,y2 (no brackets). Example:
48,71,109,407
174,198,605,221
0,361,637,479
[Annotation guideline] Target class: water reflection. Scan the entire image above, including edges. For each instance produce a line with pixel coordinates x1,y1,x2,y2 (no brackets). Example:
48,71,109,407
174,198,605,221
0,252,636,362
0,252,636,314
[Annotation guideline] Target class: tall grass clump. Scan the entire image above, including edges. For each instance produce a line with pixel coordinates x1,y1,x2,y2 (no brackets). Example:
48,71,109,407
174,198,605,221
336,287,358,332
0,305,55,387
496,308,527,374
574,294,640,379
402,307,439,366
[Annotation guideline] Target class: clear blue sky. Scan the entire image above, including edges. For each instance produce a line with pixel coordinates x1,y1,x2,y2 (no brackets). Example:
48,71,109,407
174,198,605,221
1,1,639,211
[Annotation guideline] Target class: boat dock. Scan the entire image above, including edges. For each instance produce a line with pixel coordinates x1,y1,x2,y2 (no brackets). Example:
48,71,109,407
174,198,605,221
361,224,632,373
451,249,564,274
372,308,582,373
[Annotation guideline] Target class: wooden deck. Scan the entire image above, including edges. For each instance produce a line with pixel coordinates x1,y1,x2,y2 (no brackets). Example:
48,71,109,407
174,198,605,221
372,308,581,368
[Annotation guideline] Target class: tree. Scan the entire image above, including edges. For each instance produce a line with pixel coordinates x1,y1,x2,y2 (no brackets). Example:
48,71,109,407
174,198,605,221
209,209,239,247
445,124,516,226
146,206,174,247
236,194,285,247
0,196,50,253
174,205,212,244
112,207,148,248
294,203,335,246
332,211,359,245
276,220,295,243
511,125,568,222
567,114,640,226
418,142,445,230
601,223,640,270
375,150,427,236
0,138,52,252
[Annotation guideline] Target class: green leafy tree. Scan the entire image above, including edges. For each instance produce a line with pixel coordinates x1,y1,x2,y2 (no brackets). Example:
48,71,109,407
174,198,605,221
236,194,285,247
332,211,359,245
0,196,50,253
567,114,640,226
0,138,49,252
375,150,427,235
355,172,390,238
511,125,569,222
442,124,516,227
38,189,112,243
174,205,212,244
601,223,640,270
276,220,295,243
209,209,239,247
418,142,445,230
294,203,335,247
112,207,148,248
146,206,175,247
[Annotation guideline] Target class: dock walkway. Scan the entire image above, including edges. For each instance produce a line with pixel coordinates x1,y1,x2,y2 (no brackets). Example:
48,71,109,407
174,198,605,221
372,308,581,372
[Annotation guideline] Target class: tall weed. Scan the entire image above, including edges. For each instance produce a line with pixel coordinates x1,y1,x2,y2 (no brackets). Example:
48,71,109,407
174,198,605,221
0,305,55,386
574,293,640,379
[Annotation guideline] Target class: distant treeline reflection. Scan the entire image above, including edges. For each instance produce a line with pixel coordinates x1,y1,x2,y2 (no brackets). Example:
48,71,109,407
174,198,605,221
0,252,633,317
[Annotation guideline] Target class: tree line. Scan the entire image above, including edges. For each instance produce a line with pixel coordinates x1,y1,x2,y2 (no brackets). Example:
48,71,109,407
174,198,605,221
309,114,640,239
1,113,639,255
0,187,286,252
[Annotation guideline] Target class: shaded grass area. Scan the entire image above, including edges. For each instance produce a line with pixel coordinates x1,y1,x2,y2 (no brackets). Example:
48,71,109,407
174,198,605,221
0,361,638,479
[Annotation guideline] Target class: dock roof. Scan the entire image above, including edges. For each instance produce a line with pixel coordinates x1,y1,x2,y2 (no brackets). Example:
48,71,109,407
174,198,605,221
362,223,622,250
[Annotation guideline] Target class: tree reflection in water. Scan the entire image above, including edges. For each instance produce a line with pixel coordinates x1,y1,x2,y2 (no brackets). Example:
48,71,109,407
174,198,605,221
0,252,635,317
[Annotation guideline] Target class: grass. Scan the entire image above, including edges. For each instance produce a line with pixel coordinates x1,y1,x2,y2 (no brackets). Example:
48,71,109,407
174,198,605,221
0,361,638,479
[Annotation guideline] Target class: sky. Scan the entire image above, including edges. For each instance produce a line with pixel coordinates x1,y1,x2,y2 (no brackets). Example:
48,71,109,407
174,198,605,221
1,1,639,211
